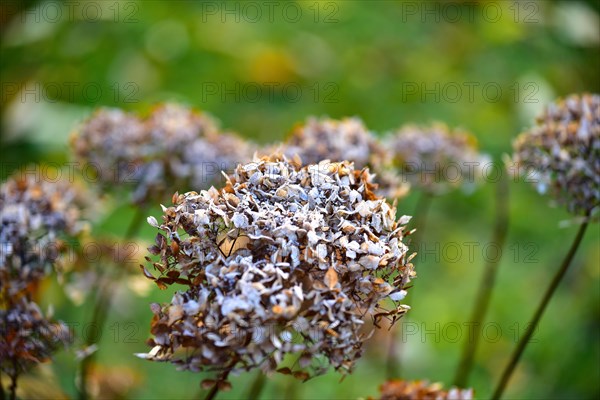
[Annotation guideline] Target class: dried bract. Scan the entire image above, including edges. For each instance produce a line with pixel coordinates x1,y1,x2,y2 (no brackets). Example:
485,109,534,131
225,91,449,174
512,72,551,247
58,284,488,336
386,123,489,195
512,93,600,215
378,379,473,400
71,103,255,203
139,155,415,379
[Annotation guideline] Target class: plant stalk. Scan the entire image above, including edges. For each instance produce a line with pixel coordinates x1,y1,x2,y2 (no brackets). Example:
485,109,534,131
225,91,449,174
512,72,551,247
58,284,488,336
78,206,147,400
246,371,266,400
203,364,235,400
8,361,17,400
491,214,590,399
386,191,433,378
454,173,509,387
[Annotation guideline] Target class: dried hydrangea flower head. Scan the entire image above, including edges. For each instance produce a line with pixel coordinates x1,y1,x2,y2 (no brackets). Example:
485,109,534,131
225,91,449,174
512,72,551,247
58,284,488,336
283,117,384,168
0,295,69,380
386,123,489,195
378,379,473,400
71,103,254,204
139,155,415,381
512,93,600,215
0,169,83,389
0,169,86,298
280,117,408,199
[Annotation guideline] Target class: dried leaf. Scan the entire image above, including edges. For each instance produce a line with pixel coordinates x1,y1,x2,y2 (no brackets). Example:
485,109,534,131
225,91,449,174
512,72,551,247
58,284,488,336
140,265,155,280
293,371,309,381
277,367,292,375
200,379,216,390
324,267,338,290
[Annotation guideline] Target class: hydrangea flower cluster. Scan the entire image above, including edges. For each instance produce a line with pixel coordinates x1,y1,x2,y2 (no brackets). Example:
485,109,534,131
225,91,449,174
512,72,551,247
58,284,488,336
385,124,490,195
280,117,409,199
0,296,69,378
0,171,85,297
512,93,600,215
138,155,415,380
0,169,83,380
378,379,473,400
71,103,255,204
283,117,386,168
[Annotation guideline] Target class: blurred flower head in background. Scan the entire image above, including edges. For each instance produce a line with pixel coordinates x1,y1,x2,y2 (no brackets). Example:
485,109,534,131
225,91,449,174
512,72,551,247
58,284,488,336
0,168,88,297
0,296,70,380
283,117,385,169
512,93,600,216
377,379,473,400
138,155,415,380
277,117,409,199
71,103,255,204
386,123,490,196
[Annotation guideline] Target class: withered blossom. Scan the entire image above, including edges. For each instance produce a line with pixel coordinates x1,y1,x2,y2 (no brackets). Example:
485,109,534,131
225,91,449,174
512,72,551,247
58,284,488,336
0,295,70,380
138,155,415,380
377,379,473,400
71,103,255,204
283,117,384,168
0,170,86,298
279,117,409,199
512,93,600,215
386,123,489,195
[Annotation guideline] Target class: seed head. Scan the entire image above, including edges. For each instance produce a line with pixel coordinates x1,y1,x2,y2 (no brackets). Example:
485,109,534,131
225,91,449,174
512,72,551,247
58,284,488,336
512,93,600,215
139,155,415,379
386,123,489,195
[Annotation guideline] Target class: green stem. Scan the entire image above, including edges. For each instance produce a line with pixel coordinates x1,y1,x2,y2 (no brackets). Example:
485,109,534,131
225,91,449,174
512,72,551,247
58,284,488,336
78,206,147,400
246,371,266,400
491,214,590,400
454,173,509,387
385,191,433,378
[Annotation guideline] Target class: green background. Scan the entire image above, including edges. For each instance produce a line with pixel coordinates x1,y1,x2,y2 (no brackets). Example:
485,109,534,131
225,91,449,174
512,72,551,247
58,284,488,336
1,1,599,399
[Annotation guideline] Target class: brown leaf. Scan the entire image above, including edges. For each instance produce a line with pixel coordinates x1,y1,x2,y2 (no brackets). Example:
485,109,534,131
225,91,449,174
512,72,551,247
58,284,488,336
170,240,180,256
155,233,166,248
324,267,338,290
140,265,155,280
166,270,180,279
200,379,216,390
155,281,167,290
293,371,309,381
277,367,292,375
272,305,283,314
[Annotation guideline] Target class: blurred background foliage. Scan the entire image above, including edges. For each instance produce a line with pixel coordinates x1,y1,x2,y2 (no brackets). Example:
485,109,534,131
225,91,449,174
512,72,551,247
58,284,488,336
1,1,599,399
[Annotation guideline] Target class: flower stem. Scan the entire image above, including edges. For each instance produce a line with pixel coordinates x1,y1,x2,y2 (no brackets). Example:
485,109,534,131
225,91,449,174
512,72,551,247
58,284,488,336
386,191,433,378
491,214,590,400
454,173,509,387
203,366,234,400
246,371,266,400
8,361,17,400
78,206,147,400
